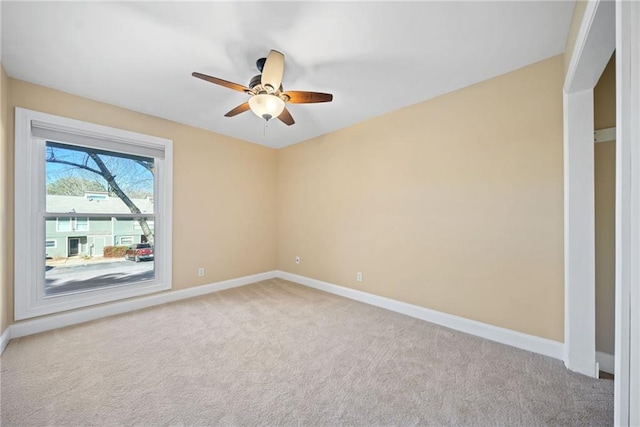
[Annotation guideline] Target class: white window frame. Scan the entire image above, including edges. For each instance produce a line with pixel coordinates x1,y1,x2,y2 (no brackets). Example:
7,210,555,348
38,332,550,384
45,240,57,249
14,107,173,320
119,236,134,245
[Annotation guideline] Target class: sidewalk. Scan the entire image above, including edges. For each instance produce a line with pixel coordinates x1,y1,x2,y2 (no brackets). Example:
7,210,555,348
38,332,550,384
46,256,127,268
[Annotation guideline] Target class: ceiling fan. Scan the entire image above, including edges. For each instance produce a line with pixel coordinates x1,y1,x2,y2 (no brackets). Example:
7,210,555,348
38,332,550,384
192,50,333,126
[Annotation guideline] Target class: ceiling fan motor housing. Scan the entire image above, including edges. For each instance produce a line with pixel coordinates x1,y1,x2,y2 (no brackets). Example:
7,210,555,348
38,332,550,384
249,75,262,90
249,74,283,95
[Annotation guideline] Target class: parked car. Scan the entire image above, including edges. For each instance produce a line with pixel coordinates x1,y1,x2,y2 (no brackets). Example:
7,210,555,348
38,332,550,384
125,243,154,262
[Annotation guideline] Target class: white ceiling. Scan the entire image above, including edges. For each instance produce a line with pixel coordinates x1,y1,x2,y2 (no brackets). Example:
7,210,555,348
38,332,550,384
1,1,574,149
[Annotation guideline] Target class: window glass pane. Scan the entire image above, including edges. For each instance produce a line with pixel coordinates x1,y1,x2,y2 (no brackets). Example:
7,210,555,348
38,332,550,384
44,140,156,298
45,216,155,298
76,217,89,231
46,141,154,214
57,217,71,232
133,219,154,231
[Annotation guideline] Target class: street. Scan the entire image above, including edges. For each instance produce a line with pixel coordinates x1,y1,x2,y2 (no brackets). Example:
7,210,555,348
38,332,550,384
45,259,154,296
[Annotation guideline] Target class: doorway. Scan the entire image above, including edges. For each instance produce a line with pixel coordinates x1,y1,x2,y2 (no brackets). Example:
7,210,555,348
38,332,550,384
594,54,616,377
564,1,640,424
68,238,80,257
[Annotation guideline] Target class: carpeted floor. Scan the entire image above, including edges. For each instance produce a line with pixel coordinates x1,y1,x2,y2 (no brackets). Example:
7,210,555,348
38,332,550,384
1,278,613,426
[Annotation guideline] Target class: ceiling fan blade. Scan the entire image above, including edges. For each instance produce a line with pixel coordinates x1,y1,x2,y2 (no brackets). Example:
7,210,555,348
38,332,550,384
282,91,333,104
192,72,250,93
278,107,295,126
261,50,284,92
224,102,251,117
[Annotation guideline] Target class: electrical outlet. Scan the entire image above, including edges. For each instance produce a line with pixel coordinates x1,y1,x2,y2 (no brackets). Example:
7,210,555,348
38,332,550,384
295,256,301,264
357,272,363,282
198,268,205,277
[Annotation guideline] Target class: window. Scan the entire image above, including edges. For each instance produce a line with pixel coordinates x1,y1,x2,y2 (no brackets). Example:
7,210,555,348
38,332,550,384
75,217,89,231
56,217,89,232
57,217,72,232
15,108,173,320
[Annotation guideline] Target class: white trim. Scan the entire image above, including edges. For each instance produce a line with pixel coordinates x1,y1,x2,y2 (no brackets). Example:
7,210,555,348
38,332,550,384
564,1,598,93
0,327,10,355
14,107,174,320
597,351,615,375
4,270,564,364
564,0,615,94
595,127,616,143
616,1,640,424
276,271,564,361
563,0,615,380
31,119,165,159
9,271,277,340
563,89,597,377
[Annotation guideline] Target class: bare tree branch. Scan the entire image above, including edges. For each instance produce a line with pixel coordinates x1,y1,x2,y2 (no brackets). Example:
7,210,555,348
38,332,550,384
46,156,102,176
87,153,155,245
135,160,154,174
47,146,155,245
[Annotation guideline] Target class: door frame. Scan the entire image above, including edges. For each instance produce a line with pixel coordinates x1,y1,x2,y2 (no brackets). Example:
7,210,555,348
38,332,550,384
564,0,639,424
563,0,614,379
614,1,640,424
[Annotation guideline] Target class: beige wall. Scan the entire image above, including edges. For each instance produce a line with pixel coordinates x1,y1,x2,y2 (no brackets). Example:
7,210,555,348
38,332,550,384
2,55,567,343
565,0,588,76
277,55,565,342
594,54,616,355
1,64,10,333
5,78,278,326
594,55,616,130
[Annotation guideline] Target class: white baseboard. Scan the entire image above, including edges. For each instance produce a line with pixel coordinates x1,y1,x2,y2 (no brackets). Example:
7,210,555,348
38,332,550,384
8,271,277,342
0,327,10,355
3,270,565,363
596,351,615,375
276,271,564,361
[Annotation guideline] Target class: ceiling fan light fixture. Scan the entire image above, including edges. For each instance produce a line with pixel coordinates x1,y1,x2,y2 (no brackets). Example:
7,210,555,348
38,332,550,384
248,94,285,121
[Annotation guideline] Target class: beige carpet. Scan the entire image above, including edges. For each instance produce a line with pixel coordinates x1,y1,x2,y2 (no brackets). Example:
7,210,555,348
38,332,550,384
1,278,613,426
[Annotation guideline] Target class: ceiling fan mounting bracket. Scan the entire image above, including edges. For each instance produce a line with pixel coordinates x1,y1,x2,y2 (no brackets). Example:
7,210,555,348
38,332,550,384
256,57,267,73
